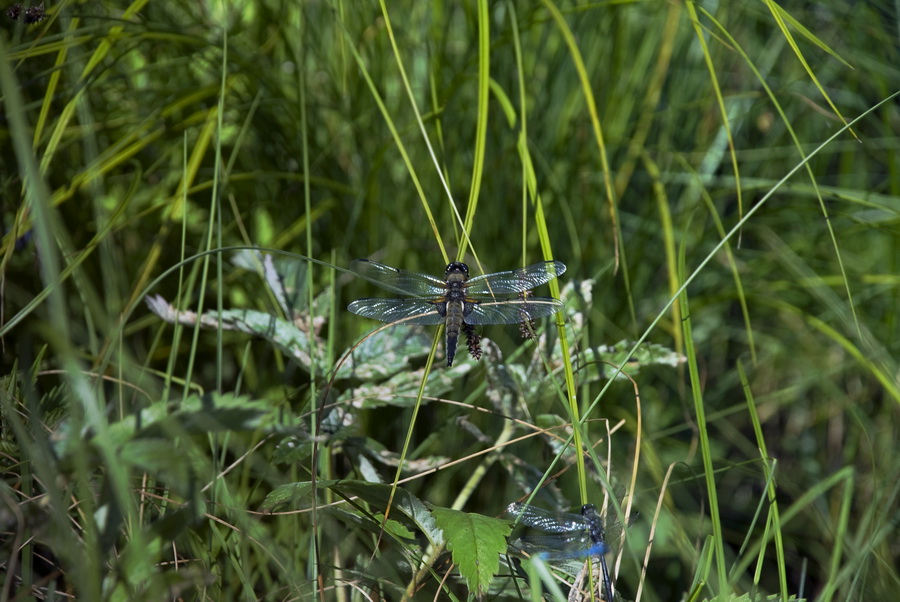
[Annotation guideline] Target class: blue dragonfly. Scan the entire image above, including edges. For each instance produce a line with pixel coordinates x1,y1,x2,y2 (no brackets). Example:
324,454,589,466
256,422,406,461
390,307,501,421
506,502,628,601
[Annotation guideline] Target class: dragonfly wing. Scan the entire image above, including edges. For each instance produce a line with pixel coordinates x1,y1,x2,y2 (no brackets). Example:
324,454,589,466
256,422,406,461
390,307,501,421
349,259,447,297
347,298,446,325
464,297,564,325
510,533,599,560
506,503,588,532
464,261,566,295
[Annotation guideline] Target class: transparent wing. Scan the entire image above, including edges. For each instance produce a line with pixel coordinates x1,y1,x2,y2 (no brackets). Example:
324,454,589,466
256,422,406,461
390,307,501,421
510,533,601,560
349,259,447,297
465,261,566,296
464,297,563,325
347,298,445,325
506,503,588,533
507,503,617,560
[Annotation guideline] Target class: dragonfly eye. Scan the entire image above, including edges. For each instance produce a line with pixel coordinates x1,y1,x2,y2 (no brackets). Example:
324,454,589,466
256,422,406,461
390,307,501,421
445,262,469,278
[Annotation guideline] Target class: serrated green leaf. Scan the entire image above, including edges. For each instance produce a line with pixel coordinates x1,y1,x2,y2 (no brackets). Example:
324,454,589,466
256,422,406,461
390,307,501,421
431,507,511,596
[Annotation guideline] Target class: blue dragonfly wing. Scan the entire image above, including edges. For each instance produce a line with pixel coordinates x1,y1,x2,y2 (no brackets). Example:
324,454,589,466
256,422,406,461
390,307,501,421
506,503,623,556
464,297,564,325
349,259,447,297
464,261,566,296
509,532,604,560
347,298,446,325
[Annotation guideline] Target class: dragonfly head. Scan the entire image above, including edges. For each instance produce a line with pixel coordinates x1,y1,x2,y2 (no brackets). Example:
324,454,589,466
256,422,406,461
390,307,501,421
444,262,470,280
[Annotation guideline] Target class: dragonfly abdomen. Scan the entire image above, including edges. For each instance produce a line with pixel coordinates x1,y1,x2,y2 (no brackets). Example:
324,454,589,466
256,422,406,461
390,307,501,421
444,300,465,366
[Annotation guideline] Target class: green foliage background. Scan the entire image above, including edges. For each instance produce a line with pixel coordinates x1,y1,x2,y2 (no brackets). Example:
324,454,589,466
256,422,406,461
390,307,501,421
2,1,898,600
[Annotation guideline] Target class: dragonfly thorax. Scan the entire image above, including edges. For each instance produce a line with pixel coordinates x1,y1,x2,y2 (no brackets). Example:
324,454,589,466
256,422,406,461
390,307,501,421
581,504,606,544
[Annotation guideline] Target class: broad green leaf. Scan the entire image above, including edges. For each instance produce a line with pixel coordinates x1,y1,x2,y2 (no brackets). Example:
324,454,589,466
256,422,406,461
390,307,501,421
261,479,340,512
332,481,442,546
145,295,318,371
343,436,449,478
134,393,271,439
118,439,198,480
262,480,441,547
339,363,464,409
321,506,416,541
570,340,685,383
231,250,309,317
431,507,510,596
54,393,272,459
272,434,314,464
336,327,434,381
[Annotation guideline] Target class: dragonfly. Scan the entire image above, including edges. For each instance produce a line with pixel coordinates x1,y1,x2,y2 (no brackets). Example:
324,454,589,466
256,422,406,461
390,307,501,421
506,502,627,601
347,259,566,366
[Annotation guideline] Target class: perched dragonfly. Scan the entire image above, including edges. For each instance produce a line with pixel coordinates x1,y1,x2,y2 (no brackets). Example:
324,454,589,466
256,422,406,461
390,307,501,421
506,502,626,601
347,259,566,366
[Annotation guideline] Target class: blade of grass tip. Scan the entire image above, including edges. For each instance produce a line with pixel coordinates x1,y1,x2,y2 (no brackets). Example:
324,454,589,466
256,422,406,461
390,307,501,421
607,370,642,589
761,295,900,407
579,92,898,431
505,0,529,266
739,359,789,600
376,1,450,265
37,0,150,175
700,6,862,348
538,0,620,273
33,17,77,148
635,462,675,602
678,226,729,597
675,155,757,364
644,153,684,361
614,2,679,199
729,466,855,588
763,0,856,138
684,1,744,247
455,0,490,261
